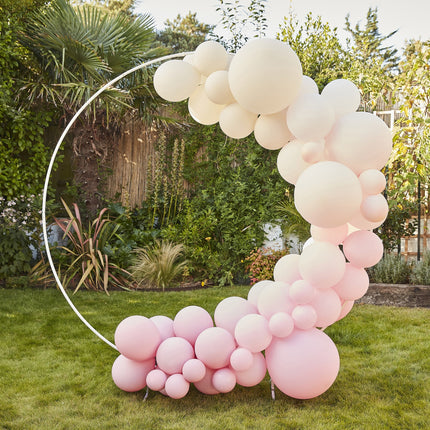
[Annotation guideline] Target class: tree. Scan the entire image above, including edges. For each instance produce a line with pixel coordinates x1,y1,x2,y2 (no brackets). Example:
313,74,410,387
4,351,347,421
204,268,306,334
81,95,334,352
71,0,135,15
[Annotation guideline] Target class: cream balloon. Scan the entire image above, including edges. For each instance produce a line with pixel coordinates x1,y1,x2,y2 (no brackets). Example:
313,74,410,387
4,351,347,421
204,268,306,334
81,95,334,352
219,103,257,139
188,85,225,125
359,169,387,195
193,40,229,76
277,140,310,185
273,254,302,284
321,79,361,117
204,70,235,105
310,224,348,245
301,141,325,164
228,38,302,114
297,75,319,97
153,60,200,102
360,194,389,223
254,109,293,150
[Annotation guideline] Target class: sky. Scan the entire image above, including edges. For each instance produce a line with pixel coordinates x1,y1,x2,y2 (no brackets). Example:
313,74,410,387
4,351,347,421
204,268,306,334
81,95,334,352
135,0,430,51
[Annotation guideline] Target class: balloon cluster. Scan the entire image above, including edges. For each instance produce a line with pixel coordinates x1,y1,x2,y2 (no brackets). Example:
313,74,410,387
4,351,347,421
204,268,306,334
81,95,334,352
111,38,392,400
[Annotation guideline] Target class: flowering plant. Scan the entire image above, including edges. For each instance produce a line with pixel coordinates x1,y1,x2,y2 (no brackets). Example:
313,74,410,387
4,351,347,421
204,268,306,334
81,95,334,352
245,247,288,285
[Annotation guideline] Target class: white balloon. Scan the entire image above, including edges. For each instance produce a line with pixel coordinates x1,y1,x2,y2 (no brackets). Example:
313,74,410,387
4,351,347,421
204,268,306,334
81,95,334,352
254,109,293,150
277,140,310,185
359,169,386,195
294,161,363,228
204,70,235,105
297,75,319,97
219,103,257,139
321,79,361,117
193,41,229,76
325,112,393,175
154,60,200,102
228,38,302,114
188,85,225,125
286,94,335,142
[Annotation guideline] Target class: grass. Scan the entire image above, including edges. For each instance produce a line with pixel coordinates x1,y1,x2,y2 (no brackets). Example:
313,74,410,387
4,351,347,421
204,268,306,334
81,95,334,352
1,286,429,429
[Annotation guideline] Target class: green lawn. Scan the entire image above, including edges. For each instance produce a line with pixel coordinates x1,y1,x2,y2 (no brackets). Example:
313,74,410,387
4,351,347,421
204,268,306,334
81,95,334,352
1,287,429,429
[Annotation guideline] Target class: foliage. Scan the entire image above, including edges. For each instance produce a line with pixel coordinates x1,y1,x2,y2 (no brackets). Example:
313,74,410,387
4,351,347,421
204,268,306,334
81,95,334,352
245,247,287,285
54,200,131,293
129,240,187,290
411,252,430,285
368,254,413,284
71,0,136,15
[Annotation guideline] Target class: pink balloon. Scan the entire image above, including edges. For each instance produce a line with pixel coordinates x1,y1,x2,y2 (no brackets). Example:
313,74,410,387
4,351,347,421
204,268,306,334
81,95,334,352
247,280,273,306
146,368,167,391
234,314,272,352
234,352,267,387
359,169,386,195
310,224,348,245
164,374,190,399
182,358,206,383
112,355,155,392
337,300,355,321
310,288,342,328
150,315,175,342
257,281,294,319
333,263,369,300
360,194,389,223
289,279,316,304
156,337,195,375
348,210,383,230
212,368,237,393
273,254,302,284
195,327,236,369
269,312,295,338
214,296,257,335
194,368,220,395
343,230,383,268
173,305,213,345
114,315,161,362
299,241,346,289
230,347,254,371
292,305,317,330
266,329,340,399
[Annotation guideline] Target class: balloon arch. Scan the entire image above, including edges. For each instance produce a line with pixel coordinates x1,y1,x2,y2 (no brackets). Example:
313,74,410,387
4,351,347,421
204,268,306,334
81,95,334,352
42,38,391,400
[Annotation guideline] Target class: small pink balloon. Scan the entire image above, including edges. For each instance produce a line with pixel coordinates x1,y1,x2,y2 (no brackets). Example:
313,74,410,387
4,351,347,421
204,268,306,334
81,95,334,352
273,254,302,284
289,279,316,304
234,352,267,387
310,224,348,245
114,315,161,362
337,300,355,321
182,359,206,383
269,312,295,338
146,368,167,391
195,327,236,370
247,280,273,306
214,296,257,335
301,141,325,164
333,263,369,300
348,210,383,230
235,314,272,353
292,305,317,330
212,368,237,393
194,368,220,395
266,329,340,399
310,288,342,328
150,315,175,342
112,355,155,392
230,347,254,371
173,305,213,345
343,230,383,268
257,281,294,319
360,194,389,223
156,337,195,375
164,374,190,399
359,169,386,195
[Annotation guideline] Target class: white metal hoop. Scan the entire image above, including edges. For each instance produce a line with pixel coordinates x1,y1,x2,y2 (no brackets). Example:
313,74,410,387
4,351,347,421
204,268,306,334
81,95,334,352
42,52,194,350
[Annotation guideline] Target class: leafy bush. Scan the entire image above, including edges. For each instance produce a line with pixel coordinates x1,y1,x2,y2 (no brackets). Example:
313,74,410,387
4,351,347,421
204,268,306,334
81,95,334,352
368,254,413,284
411,252,430,285
245,247,288,285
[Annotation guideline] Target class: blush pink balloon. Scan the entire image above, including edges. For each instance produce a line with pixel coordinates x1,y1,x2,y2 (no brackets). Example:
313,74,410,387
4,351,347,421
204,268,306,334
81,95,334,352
114,315,161,362
269,312,295,338
156,337,195,375
212,368,237,393
164,374,190,399
150,315,175,342
348,210,383,230
257,281,294,319
247,280,273,306
194,368,220,395
310,224,348,245
273,254,302,284
234,314,272,353
292,305,317,330
182,358,206,383
359,169,386,195
195,327,236,370
214,296,257,335
173,305,213,345
234,352,267,387
289,279,316,304
266,328,340,399
337,300,355,321
310,288,342,328
360,194,389,223
146,368,167,391
333,263,369,301
343,230,384,268
112,355,155,392
301,140,325,164
299,241,346,289
230,347,254,371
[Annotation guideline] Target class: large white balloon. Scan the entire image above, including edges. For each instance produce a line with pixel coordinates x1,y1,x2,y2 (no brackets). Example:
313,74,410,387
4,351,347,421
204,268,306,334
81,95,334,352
153,60,200,102
193,41,229,76
228,38,302,114
254,109,293,150
219,103,257,139
325,112,393,175
204,70,235,105
188,85,225,125
294,161,363,228
277,140,310,185
321,79,361,117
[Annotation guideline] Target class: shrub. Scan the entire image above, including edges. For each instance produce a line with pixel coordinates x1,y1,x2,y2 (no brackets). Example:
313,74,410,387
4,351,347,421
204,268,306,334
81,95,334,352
411,252,430,285
368,254,413,284
245,247,288,285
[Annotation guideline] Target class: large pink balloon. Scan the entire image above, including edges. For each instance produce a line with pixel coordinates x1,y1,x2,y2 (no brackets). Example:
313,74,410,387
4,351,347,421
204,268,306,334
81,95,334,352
294,161,362,228
112,355,155,392
114,315,161,362
234,352,267,387
343,230,384,268
164,374,190,399
310,288,342,327
214,296,257,336
195,327,236,370
173,305,213,345
299,241,346,289
333,263,370,300
273,254,301,284
234,314,272,352
156,336,195,375
257,281,294,319
266,329,340,399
